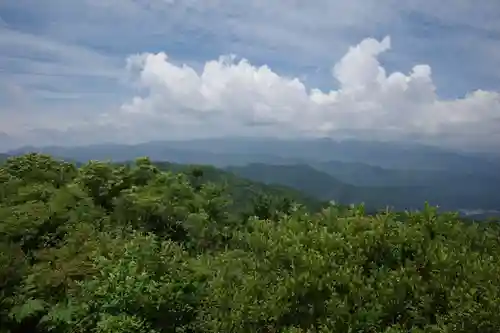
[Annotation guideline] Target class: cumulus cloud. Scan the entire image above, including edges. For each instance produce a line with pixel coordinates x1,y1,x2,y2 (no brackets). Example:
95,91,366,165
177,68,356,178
111,36,500,147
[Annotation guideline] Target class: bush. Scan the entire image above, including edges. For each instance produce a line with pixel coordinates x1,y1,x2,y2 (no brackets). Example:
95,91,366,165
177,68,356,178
1,153,500,332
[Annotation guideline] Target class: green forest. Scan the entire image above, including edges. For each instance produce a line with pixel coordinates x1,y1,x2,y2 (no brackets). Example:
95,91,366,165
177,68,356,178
2,153,500,332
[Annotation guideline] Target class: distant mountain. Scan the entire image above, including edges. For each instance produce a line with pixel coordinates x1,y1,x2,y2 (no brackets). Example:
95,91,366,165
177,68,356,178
6,143,303,168
8,137,499,171
226,163,354,202
310,160,500,187
7,138,500,215
142,137,500,174
226,163,500,213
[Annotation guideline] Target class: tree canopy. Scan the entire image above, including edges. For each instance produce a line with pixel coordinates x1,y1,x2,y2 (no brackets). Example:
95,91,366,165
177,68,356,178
1,153,500,333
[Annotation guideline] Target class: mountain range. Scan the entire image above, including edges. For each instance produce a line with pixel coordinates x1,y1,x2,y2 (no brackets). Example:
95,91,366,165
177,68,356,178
4,138,500,217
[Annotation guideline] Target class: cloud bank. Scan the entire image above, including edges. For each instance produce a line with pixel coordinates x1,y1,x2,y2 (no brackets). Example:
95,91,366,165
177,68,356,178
1,1,499,152
103,36,500,149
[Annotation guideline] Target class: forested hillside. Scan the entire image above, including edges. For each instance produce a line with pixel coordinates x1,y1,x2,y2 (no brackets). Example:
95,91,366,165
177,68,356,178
142,161,327,214
226,163,500,213
2,153,500,332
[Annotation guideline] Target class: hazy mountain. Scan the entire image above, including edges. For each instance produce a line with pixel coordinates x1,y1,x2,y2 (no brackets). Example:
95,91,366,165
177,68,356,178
310,160,500,187
226,163,354,202
8,137,500,171
6,138,500,215
6,142,303,167
225,163,500,213
147,137,500,174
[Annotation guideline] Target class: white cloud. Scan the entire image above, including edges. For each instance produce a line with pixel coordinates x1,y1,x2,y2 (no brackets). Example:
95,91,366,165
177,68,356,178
1,1,499,151
108,36,499,149
33,0,499,86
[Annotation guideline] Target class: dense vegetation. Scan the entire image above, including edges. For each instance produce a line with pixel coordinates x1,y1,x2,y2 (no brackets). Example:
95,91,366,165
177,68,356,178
2,153,500,332
144,161,326,214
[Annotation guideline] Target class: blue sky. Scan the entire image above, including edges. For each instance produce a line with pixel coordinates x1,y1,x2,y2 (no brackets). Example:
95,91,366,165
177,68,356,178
0,0,499,151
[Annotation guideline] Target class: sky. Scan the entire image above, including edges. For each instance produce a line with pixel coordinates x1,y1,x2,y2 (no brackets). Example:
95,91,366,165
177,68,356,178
0,0,499,152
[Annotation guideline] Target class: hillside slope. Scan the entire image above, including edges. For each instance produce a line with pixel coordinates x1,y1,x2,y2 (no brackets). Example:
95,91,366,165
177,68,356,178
226,163,353,201
227,163,500,213
151,161,327,213
311,159,500,189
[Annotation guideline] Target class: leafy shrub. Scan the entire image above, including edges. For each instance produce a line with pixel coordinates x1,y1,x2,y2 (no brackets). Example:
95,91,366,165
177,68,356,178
1,153,500,332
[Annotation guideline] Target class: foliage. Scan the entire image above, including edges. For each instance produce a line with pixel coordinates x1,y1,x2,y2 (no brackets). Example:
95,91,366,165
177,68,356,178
1,153,500,332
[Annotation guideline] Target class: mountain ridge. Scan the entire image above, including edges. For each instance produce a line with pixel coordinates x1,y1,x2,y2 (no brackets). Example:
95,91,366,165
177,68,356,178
225,163,500,213
5,139,499,215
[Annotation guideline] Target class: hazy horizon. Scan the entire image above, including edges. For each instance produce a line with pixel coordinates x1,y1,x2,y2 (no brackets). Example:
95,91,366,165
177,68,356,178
2,135,499,156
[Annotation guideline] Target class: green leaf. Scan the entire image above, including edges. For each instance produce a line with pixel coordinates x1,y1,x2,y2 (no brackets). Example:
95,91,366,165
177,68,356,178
9,298,47,322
